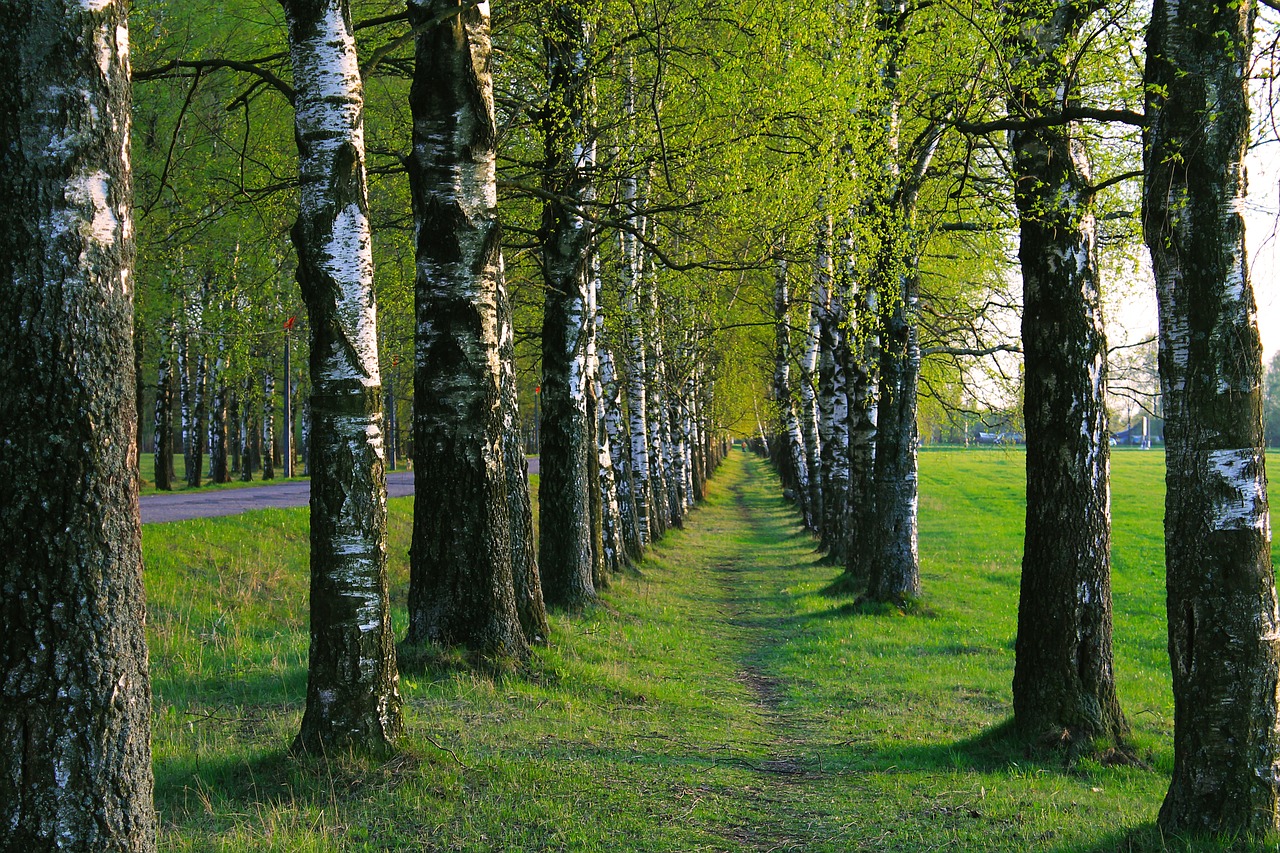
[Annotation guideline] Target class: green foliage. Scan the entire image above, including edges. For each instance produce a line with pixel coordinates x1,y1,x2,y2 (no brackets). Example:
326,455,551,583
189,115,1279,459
142,451,1280,850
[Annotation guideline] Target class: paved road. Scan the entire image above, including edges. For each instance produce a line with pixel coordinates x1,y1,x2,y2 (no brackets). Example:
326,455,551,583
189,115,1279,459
140,457,540,524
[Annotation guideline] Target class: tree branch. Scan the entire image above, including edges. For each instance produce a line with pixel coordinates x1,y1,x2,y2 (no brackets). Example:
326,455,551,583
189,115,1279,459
134,58,295,105
922,342,1022,358
952,106,1146,134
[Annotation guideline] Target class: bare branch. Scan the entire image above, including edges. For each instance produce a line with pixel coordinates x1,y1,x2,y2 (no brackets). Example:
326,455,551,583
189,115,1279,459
952,106,1146,134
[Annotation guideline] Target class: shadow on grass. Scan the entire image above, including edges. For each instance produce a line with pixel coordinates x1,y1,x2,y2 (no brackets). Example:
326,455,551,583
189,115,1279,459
1052,823,1278,853
152,664,309,714
396,638,526,680
155,735,434,824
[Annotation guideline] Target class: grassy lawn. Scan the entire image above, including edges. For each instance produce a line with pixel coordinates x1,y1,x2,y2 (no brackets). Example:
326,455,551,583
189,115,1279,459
141,448,1276,851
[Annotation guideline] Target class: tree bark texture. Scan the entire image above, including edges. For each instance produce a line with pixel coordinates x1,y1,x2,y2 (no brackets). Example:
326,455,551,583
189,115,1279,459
596,324,628,573
154,321,177,491
773,256,810,513
816,216,850,560
0,2,156,848
585,257,608,589
209,354,230,483
799,276,824,534
499,256,549,644
405,0,530,658
843,258,878,585
262,369,276,480
282,0,402,756
1144,0,1280,834
869,265,921,603
1009,0,1126,747
621,240,652,548
538,2,597,608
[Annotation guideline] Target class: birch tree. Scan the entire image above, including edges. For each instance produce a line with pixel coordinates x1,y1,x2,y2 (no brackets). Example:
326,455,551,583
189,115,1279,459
1006,0,1128,748
280,0,402,756
0,1,156,847
538,0,598,608
1144,0,1280,833
405,0,535,658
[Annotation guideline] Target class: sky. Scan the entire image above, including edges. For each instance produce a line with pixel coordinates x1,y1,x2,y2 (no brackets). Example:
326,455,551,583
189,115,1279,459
1247,141,1280,364
1108,142,1280,365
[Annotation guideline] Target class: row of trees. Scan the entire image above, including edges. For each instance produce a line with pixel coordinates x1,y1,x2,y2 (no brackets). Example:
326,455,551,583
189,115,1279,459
4,0,1279,846
3,0,742,845
759,0,1280,838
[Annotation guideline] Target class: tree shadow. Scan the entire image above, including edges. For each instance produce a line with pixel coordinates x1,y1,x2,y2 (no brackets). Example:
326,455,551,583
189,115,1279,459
1051,823,1274,853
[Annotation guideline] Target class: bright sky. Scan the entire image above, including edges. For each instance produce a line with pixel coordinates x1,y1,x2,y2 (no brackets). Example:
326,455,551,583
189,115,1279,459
1108,143,1280,364
1247,141,1280,363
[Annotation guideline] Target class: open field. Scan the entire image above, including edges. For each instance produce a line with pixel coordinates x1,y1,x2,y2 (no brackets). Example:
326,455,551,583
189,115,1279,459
141,449,1279,851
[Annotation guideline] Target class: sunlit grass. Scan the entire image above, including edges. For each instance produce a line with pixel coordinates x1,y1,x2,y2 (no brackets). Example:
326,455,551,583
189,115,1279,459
143,448,1279,851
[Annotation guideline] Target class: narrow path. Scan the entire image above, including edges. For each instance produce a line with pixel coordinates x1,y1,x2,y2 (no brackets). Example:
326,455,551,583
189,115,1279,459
626,450,838,850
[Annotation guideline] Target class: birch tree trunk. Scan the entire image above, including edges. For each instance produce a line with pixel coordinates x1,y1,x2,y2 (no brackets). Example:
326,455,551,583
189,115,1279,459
1144,0,1280,833
622,237,652,548
843,280,878,585
383,375,396,472
773,255,810,515
194,352,208,485
209,349,230,483
864,0,939,604
281,0,402,756
262,369,275,480
239,379,254,481
585,254,607,588
405,0,531,657
619,61,652,551
596,311,628,573
604,332,642,559
1008,0,1127,748
0,2,156,846
648,275,680,530
869,260,922,603
499,255,549,644
538,2,597,607
799,268,824,534
815,213,849,558
155,321,177,491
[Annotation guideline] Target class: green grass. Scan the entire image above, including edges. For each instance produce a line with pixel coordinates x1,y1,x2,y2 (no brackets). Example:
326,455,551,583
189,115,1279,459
142,449,1279,851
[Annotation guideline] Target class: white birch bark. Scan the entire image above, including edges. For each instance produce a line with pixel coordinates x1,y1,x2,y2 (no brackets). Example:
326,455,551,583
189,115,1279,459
282,0,401,755
621,226,652,547
1145,0,1280,831
799,267,824,533
539,2,598,606
595,303,626,573
773,254,810,508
